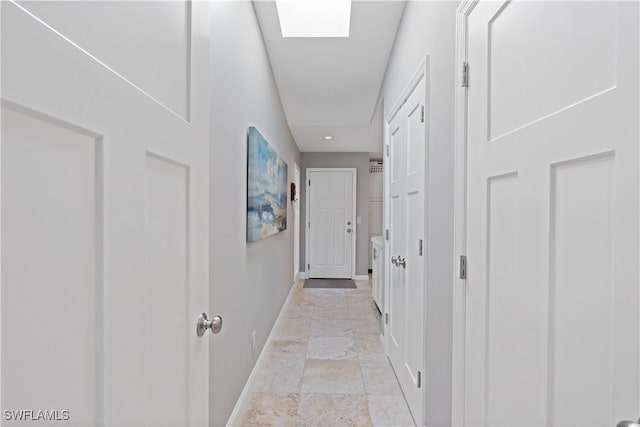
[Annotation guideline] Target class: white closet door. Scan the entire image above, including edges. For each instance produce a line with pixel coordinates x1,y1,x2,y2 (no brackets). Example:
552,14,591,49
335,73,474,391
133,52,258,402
2,2,211,425
464,2,639,426
387,75,427,426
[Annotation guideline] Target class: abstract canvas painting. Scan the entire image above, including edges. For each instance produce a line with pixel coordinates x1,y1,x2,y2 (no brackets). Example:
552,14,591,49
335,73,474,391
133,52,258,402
247,127,288,242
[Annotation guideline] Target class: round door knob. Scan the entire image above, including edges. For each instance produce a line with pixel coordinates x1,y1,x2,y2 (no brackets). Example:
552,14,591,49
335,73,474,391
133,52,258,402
391,256,398,266
617,419,640,427
347,228,352,233
196,313,223,336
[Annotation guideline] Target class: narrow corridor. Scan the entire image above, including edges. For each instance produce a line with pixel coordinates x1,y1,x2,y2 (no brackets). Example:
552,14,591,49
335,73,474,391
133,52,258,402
237,278,415,426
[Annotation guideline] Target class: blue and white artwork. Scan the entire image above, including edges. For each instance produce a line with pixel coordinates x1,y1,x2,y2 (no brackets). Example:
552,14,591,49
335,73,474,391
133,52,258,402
247,127,288,242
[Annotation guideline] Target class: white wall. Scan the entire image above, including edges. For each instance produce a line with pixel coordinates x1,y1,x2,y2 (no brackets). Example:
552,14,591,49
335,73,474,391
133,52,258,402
381,2,458,426
300,152,370,276
209,2,301,425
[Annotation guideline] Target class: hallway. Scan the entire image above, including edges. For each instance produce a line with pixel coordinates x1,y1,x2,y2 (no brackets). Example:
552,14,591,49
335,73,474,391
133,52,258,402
2,0,639,426
236,279,414,426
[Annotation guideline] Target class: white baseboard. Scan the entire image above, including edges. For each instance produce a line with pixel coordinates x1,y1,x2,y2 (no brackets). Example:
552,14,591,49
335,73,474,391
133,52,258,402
354,275,369,281
225,280,299,426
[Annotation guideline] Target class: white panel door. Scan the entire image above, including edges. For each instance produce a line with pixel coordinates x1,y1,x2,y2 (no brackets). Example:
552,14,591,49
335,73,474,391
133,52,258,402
308,170,354,279
1,1,211,426
387,75,426,426
464,2,639,426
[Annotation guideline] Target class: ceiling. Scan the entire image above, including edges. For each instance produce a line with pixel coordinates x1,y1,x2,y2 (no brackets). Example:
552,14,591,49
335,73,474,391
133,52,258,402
253,1,406,153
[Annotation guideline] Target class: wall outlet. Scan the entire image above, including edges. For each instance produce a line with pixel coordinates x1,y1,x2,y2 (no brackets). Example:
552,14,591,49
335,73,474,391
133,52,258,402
251,331,257,352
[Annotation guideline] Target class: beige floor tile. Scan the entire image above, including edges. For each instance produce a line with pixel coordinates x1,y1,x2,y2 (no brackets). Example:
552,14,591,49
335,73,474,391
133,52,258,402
351,317,382,335
310,318,354,337
237,279,413,427
355,280,372,290
307,336,358,360
343,288,375,297
292,293,316,307
346,296,375,307
301,360,365,394
360,365,402,396
367,395,415,427
310,295,347,309
299,288,346,298
276,318,311,338
348,299,379,320
270,337,309,359
312,306,351,320
354,333,384,354
252,358,305,393
296,393,372,427
238,392,299,427
284,304,314,319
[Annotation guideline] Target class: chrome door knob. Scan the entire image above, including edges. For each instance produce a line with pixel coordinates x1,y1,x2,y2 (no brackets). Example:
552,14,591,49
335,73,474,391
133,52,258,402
617,419,640,427
347,228,352,233
391,256,399,266
397,257,407,268
196,313,223,336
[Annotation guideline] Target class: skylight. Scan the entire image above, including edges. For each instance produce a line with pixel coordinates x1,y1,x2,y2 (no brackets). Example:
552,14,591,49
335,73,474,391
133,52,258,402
275,0,352,38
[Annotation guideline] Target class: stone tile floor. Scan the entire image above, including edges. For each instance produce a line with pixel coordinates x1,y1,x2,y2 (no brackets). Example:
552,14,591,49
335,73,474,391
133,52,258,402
235,279,415,427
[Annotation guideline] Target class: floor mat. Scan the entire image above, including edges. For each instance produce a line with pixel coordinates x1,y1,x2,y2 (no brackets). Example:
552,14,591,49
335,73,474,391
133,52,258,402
303,278,357,289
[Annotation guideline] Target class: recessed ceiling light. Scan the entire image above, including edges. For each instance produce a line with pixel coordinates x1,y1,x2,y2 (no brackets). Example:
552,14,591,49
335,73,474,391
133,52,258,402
275,0,352,38
323,135,334,140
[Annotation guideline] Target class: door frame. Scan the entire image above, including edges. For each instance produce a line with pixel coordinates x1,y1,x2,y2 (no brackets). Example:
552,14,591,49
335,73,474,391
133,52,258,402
451,2,478,425
383,55,429,426
293,163,301,283
305,167,357,279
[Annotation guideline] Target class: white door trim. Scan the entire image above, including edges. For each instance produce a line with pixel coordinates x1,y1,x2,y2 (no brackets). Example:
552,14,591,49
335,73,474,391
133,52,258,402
293,163,301,284
451,2,478,425
383,55,429,426
305,167,357,279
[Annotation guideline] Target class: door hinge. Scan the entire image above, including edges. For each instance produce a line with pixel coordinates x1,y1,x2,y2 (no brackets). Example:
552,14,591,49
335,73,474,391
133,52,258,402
385,313,389,324
417,371,422,388
308,179,311,186
308,221,311,228
419,239,423,256
386,144,390,157
461,62,469,88
308,263,310,270
420,105,425,123
385,229,389,240
459,255,467,279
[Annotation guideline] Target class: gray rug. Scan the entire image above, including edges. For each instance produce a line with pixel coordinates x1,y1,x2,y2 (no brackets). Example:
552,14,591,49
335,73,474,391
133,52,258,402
303,279,357,289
